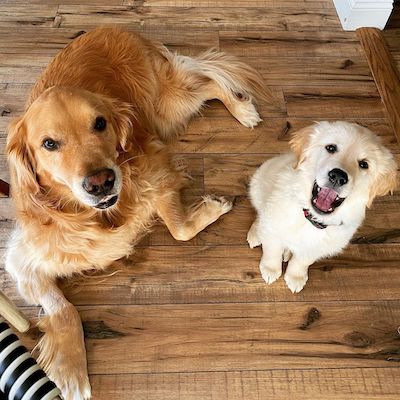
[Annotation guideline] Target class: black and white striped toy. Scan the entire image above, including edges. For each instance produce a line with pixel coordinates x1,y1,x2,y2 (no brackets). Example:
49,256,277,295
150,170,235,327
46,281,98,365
0,318,61,400
0,291,61,400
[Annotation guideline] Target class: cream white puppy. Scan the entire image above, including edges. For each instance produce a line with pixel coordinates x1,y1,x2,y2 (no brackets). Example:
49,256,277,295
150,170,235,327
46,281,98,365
248,121,397,293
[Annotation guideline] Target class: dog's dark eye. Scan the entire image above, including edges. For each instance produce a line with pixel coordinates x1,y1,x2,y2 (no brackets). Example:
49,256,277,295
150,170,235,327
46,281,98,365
359,160,369,169
94,116,107,131
325,144,337,154
42,138,59,151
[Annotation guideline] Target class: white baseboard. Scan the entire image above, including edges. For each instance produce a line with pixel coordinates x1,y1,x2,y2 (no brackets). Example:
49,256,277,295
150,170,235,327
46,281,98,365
333,0,394,30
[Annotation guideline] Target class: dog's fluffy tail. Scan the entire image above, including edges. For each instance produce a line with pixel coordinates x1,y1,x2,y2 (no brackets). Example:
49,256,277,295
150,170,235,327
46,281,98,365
191,49,272,104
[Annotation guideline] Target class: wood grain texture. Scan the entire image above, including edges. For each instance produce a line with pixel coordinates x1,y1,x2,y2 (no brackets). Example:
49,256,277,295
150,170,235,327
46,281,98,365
15,301,400,374
89,368,400,400
357,28,400,141
0,1,400,399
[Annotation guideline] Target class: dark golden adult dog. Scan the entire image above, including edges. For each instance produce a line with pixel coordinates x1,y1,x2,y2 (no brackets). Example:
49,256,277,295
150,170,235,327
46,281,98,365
5,27,266,399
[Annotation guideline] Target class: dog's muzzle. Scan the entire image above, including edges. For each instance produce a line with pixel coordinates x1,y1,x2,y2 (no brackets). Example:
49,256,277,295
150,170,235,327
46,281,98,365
82,168,120,209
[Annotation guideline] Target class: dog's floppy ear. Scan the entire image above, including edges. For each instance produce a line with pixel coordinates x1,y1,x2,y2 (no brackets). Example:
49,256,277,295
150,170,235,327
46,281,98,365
108,99,138,153
367,148,397,207
289,125,316,168
6,117,40,195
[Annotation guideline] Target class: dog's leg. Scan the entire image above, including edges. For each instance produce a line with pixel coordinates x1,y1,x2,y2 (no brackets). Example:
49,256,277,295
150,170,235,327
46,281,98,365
200,81,262,128
154,50,266,139
18,277,90,400
247,219,261,248
5,247,90,400
157,192,232,241
284,256,312,293
259,239,284,284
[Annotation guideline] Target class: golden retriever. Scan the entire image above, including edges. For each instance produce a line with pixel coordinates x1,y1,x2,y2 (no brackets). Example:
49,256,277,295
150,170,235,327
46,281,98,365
5,27,267,399
248,121,397,293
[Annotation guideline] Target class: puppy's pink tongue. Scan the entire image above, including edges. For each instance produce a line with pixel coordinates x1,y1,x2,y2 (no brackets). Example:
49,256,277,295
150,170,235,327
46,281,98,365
315,187,338,211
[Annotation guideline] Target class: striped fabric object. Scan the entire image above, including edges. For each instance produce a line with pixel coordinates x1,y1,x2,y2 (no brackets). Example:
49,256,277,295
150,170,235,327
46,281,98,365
0,318,60,400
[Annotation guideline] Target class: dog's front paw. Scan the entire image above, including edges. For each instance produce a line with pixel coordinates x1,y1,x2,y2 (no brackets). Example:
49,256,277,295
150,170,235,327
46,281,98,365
260,264,281,284
247,225,261,248
50,371,91,400
204,195,233,217
234,98,262,128
37,309,91,400
284,273,308,293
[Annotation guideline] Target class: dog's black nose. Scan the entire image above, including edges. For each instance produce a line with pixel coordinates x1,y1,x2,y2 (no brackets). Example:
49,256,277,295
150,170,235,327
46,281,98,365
328,168,348,187
83,169,115,196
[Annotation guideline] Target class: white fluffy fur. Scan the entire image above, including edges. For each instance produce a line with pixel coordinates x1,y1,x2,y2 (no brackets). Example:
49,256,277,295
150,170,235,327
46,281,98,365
248,121,397,293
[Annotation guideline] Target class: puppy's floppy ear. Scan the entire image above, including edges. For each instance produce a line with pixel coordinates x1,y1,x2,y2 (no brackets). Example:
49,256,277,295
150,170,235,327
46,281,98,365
6,117,40,194
367,147,398,207
289,125,316,168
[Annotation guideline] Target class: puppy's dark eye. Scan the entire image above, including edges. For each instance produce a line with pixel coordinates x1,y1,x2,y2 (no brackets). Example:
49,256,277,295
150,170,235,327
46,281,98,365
42,138,59,151
359,160,369,169
325,144,337,154
94,116,107,131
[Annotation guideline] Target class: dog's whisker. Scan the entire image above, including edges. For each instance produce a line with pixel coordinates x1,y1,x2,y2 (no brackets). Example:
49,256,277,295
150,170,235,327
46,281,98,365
118,154,143,166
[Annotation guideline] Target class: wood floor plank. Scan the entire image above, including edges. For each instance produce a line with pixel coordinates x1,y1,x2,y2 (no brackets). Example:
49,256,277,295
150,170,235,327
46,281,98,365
15,301,400,374
89,368,400,400
0,5,58,27
284,85,385,118
219,31,364,58
124,0,335,8
56,5,342,31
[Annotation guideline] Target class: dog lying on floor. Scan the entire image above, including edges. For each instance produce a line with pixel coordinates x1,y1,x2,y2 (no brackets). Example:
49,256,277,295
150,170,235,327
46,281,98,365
5,27,267,400
248,121,397,293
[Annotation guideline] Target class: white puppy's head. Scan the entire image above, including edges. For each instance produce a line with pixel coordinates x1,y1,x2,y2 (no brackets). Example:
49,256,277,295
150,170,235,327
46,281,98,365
289,121,397,215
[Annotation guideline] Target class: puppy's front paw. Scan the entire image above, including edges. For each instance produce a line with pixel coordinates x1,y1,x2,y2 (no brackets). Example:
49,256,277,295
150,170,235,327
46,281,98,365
260,264,282,284
284,273,308,293
247,227,261,249
233,98,262,128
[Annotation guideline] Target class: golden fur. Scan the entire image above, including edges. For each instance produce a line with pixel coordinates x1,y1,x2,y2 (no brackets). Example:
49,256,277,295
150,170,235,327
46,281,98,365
6,27,267,400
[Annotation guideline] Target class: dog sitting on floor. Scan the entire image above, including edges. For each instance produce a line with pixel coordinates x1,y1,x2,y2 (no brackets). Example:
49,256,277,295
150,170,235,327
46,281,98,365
247,121,397,293
5,27,268,400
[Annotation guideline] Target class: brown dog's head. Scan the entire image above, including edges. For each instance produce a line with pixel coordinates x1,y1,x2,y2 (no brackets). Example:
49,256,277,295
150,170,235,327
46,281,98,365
7,86,136,210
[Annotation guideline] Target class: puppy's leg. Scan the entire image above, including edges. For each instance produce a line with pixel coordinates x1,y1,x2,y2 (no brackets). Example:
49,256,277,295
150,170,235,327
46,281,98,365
259,238,284,284
157,192,232,241
247,218,261,248
284,256,312,293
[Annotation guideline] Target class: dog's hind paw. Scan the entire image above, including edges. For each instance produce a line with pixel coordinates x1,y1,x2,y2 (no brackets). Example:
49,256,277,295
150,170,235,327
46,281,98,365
284,273,308,293
234,100,262,128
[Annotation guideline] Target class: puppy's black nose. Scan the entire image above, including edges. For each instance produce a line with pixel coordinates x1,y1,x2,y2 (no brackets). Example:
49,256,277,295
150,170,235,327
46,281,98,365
83,169,115,196
328,168,348,187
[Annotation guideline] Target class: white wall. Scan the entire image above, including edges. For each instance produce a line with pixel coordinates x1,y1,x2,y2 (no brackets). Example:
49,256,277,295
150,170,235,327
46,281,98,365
333,0,394,30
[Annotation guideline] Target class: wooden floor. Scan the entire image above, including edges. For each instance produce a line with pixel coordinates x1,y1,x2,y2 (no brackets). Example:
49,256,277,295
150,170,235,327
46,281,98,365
1,1,400,399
